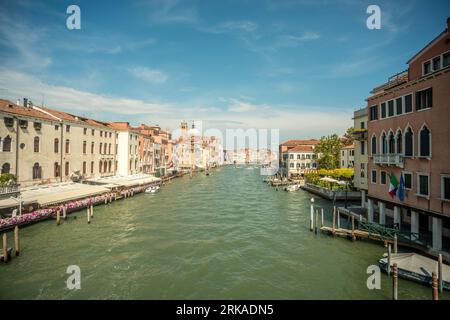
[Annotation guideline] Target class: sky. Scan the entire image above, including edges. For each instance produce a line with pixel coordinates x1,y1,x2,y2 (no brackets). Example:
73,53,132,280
0,0,449,143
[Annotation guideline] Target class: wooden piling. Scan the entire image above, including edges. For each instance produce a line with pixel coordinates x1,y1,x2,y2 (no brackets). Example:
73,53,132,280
332,206,336,235
14,226,19,256
310,209,314,232
393,234,398,254
337,210,340,229
351,216,355,241
2,233,8,263
90,205,94,218
438,254,443,293
432,272,438,300
56,209,61,225
87,206,91,224
321,208,324,227
315,209,318,235
387,244,392,277
393,263,398,300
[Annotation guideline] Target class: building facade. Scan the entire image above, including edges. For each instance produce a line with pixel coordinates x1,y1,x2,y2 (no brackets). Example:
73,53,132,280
352,108,369,206
340,144,355,169
366,18,450,251
279,139,319,177
284,145,318,178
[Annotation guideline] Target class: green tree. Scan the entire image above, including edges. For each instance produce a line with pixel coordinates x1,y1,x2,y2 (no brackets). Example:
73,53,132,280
315,134,343,169
0,173,17,187
342,126,355,146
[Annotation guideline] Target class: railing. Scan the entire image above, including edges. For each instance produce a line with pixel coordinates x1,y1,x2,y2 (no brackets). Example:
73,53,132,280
373,154,404,167
359,221,397,240
353,130,368,141
0,185,20,195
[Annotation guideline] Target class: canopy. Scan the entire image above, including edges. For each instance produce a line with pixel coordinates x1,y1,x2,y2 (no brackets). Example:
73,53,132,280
320,176,347,185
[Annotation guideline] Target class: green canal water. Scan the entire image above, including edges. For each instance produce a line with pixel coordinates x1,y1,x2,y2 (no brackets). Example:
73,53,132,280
0,166,448,300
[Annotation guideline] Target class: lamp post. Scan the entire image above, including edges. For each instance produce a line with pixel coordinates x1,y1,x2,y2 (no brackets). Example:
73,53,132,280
10,193,23,216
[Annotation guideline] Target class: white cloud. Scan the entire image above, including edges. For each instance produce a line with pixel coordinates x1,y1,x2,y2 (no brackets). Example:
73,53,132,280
227,98,272,113
276,32,320,47
128,67,168,84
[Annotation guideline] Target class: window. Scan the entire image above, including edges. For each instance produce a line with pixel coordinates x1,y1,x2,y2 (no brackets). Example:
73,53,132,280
444,52,450,68
54,162,60,178
1,163,10,174
371,170,377,183
403,172,412,190
388,132,395,154
380,171,387,185
404,128,413,157
396,130,402,154
91,142,94,154
83,141,87,154
297,154,300,160
99,161,103,173
19,119,28,129
4,117,14,127
54,138,59,153
404,94,412,113
396,97,402,115
371,135,377,155
442,175,450,201
104,143,107,154
381,102,386,118
3,135,11,152
65,139,70,154
381,133,387,154
417,173,429,197
55,125,59,131
360,141,365,155
360,163,365,178
82,161,86,175
419,125,431,157
423,61,431,75
289,163,294,168
66,125,70,133
432,56,441,71
32,163,41,180
296,163,300,168
65,162,69,176
92,129,95,136
108,144,111,155
387,100,394,117
99,143,103,154
90,161,94,174
369,105,378,121
416,88,432,110
109,132,112,138
108,161,112,172
33,136,40,152
33,122,41,131
360,121,365,129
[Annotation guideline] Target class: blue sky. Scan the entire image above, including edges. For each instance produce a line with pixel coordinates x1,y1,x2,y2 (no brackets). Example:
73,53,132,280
0,0,449,142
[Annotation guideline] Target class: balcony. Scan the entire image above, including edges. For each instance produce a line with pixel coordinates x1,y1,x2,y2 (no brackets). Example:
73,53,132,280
353,129,368,141
373,154,404,167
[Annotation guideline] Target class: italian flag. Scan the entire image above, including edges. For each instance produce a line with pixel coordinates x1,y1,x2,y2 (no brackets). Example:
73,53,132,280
388,173,399,198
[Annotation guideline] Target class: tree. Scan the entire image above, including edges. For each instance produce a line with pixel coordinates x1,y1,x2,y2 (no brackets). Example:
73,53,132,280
315,134,343,169
342,126,355,146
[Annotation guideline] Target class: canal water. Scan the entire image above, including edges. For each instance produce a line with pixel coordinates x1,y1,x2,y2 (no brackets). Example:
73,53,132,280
0,166,448,299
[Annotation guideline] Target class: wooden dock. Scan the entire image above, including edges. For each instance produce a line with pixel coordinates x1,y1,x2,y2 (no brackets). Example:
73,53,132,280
320,226,396,244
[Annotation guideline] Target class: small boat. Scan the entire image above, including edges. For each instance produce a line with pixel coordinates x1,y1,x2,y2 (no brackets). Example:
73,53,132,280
145,186,160,193
284,184,301,192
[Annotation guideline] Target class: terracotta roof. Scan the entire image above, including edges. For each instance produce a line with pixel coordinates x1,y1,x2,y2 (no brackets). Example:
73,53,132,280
288,145,315,153
0,99,56,121
280,139,319,146
342,144,355,150
40,106,112,129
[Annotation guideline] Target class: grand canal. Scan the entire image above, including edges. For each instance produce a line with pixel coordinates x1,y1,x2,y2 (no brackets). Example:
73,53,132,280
0,166,447,299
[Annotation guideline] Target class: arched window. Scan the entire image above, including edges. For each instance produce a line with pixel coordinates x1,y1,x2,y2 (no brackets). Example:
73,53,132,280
108,160,112,173
54,162,60,177
65,162,69,176
388,131,395,154
54,138,59,153
381,132,387,154
104,160,108,173
371,135,377,155
99,143,103,154
32,163,41,179
1,163,10,174
103,143,107,154
3,135,11,152
404,127,413,157
34,136,40,153
396,130,402,154
65,139,70,154
82,161,86,174
419,125,431,157
83,141,87,154
91,142,94,154
108,143,111,155
99,160,103,173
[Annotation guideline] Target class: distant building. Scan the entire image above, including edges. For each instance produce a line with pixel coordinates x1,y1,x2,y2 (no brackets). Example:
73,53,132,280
352,107,369,206
340,144,355,169
279,139,319,177
284,145,318,178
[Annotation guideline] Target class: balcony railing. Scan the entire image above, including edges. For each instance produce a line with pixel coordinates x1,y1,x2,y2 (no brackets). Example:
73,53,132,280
373,154,404,167
353,129,368,141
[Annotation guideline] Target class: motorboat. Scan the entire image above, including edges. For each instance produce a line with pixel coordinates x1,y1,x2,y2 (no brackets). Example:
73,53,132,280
284,184,301,192
145,185,160,193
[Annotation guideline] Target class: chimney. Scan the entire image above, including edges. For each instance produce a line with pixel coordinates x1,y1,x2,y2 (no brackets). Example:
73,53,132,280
23,98,28,107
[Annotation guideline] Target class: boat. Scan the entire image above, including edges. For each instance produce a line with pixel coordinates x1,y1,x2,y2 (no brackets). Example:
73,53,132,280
378,252,450,290
284,184,301,192
145,186,160,194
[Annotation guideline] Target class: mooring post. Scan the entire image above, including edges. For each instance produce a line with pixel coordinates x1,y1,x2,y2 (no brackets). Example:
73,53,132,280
56,209,61,226
387,244,392,277
90,205,94,218
87,206,91,224
393,234,398,254
310,198,314,232
63,205,67,220
315,209,318,235
393,263,398,300
432,272,438,300
14,226,19,256
321,208,324,227
332,206,336,235
2,233,8,263
351,216,355,241
438,254,443,293
337,209,340,229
